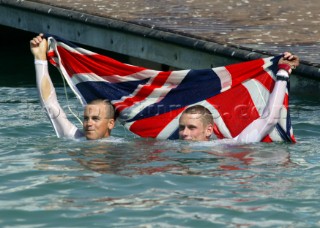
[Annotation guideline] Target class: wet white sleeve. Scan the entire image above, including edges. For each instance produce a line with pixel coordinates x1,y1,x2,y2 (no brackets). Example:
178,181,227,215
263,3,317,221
35,60,83,139
235,70,289,143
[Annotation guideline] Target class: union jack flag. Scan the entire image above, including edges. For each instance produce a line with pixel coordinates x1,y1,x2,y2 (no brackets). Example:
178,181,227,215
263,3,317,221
47,36,295,142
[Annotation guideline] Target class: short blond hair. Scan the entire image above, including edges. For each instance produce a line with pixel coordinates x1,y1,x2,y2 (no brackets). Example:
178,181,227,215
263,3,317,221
182,105,213,126
87,99,115,119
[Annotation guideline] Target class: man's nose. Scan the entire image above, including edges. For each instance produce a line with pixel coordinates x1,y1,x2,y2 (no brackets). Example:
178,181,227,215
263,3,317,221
87,118,94,126
182,128,190,136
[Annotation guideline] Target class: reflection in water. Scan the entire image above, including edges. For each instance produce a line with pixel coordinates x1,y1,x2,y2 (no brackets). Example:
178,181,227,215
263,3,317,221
69,140,185,175
69,139,292,177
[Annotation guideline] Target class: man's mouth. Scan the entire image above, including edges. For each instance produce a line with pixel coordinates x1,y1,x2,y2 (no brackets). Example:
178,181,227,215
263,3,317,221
183,137,192,140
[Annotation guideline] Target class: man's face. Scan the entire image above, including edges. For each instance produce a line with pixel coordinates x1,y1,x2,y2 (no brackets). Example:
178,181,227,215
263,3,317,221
83,104,114,140
179,113,212,141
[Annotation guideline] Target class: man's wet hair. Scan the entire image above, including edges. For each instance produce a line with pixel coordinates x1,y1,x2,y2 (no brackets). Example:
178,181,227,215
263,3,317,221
182,105,214,126
87,99,115,119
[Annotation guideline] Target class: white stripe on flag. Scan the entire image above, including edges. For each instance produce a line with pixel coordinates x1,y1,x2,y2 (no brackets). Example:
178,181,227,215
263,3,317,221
71,69,159,85
213,67,232,92
242,79,269,116
57,41,96,55
200,100,233,139
156,114,181,139
118,70,188,120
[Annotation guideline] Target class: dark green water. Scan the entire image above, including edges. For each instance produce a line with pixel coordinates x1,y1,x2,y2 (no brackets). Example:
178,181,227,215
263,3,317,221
1,27,320,227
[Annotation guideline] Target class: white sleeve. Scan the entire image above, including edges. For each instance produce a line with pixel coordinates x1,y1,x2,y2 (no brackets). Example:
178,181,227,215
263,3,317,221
235,70,289,143
35,60,84,139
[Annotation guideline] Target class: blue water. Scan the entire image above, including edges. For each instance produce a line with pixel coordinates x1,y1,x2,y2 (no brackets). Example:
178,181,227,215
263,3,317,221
0,83,319,227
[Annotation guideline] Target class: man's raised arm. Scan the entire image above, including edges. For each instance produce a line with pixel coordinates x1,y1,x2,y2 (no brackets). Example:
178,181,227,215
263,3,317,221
236,52,299,143
30,34,83,139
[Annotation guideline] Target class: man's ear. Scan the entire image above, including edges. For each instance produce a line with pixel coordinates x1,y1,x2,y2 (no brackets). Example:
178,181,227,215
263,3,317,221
108,119,115,130
206,124,213,138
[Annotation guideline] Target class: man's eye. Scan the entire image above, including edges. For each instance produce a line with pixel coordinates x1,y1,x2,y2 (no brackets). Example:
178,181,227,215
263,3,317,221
93,117,100,121
83,117,88,121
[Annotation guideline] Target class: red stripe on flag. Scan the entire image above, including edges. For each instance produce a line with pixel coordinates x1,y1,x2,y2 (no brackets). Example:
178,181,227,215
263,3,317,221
47,51,58,66
129,107,184,138
207,84,260,138
254,71,275,92
226,58,265,87
56,46,146,78
213,123,224,139
261,135,273,142
283,94,289,107
115,71,172,112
